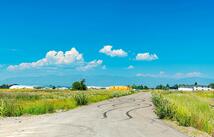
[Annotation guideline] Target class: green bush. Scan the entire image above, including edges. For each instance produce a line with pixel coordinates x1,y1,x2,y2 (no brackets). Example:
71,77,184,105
152,94,175,119
152,92,214,134
0,100,23,117
74,93,88,105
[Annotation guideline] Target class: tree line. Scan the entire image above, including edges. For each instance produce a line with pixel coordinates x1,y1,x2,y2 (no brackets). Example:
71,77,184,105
0,81,214,90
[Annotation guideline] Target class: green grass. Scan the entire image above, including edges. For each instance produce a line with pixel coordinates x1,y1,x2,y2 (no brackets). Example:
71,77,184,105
152,91,214,135
0,89,135,117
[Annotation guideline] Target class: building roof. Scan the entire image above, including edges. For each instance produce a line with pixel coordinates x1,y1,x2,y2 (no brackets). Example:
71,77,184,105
178,85,209,88
10,85,35,89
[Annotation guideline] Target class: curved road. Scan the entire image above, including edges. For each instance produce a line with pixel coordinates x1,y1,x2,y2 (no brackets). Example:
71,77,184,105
0,92,188,137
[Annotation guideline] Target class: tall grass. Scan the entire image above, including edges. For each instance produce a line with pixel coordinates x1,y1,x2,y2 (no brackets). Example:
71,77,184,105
0,99,23,116
0,89,135,117
74,93,88,105
152,91,214,134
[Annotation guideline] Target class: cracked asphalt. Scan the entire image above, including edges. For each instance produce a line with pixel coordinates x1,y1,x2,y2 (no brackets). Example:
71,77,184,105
0,92,189,137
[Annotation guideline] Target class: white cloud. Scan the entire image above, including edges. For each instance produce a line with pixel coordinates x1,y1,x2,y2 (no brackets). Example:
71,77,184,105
78,60,103,71
136,71,203,79
174,72,202,78
99,45,128,57
127,65,134,69
136,71,166,78
7,48,101,71
136,53,158,61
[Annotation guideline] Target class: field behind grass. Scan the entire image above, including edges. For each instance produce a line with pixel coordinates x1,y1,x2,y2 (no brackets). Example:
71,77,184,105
152,91,214,135
0,89,135,117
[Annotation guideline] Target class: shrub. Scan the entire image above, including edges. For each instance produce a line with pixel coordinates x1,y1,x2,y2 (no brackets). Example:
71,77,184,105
152,92,214,134
74,93,88,105
152,94,175,119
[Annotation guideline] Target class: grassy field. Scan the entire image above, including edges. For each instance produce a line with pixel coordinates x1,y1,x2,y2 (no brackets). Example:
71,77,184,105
0,89,135,117
152,91,214,135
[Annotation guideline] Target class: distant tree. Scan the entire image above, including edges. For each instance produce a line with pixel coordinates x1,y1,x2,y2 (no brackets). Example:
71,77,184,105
156,84,170,90
156,85,165,90
72,79,87,90
0,84,14,89
209,83,214,89
49,85,56,90
131,84,149,90
143,85,149,90
170,84,179,89
166,84,170,90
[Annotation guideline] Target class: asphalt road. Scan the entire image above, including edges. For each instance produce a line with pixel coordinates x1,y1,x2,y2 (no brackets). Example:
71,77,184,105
0,92,189,137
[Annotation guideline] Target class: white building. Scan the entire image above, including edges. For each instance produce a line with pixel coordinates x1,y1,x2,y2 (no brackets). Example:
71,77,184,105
178,85,212,91
56,87,69,90
10,85,35,89
178,86,193,91
87,86,107,90
193,86,212,91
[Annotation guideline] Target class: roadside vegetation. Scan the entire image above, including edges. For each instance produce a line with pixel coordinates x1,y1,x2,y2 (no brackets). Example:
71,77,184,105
152,91,214,135
0,89,135,117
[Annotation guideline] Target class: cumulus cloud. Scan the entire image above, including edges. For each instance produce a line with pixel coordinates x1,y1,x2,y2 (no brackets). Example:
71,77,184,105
78,60,103,71
136,53,158,61
127,65,134,69
99,45,128,57
7,48,102,71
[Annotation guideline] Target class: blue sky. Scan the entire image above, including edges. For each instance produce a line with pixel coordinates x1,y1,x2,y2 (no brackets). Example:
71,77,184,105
0,0,214,86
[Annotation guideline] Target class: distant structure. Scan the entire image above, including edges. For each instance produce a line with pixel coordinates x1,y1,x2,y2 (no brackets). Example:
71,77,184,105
10,85,35,89
56,87,69,90
87,86,107,90
178,85,212,91
9,85,69,90
108,86,132,91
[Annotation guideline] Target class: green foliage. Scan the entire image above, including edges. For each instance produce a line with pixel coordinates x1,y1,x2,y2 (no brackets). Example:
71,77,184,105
24,101,54,115
0,100,23,117
152,94,175,119
0,89,135,117
72,79,87,90
0,84,14,89
131,84,149,90
152,91,214,134
155,84,170,90
74,93,88,105
209,83,214,89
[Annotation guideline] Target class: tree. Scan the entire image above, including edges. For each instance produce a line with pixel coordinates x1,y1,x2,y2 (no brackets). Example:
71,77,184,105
171,84,179,89
156,85,165,90
166,84,170,90
72,79,87,90
0,84,14,89
209,83,214,89
155,84,170,90
131,84,149,90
